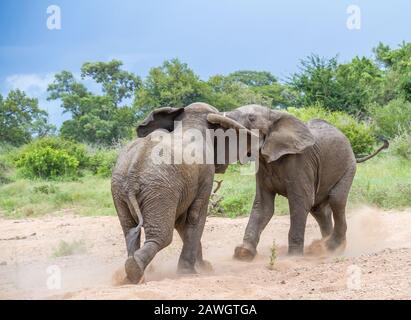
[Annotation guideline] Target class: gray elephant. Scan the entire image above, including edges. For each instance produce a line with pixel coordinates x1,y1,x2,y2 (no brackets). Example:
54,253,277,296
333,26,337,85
208,104,388,258
111,102,253,283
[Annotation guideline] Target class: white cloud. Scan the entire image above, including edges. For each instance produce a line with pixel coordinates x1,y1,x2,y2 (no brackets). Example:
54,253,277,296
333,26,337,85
5,73,55,96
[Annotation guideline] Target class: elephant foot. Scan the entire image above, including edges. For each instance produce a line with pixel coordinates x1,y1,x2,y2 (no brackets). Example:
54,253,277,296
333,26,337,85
196,259,214,273
177,267,198,275
234,244,256,261
288,245,304,256
325,236,347,253
177,259,198,275
125,256,145,284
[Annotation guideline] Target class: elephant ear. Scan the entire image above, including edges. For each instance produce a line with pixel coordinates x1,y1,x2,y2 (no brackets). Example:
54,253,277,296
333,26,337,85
261,115,315,162
137,107,185,138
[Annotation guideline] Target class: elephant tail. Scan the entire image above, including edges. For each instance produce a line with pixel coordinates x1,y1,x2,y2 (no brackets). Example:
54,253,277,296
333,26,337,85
356,138,389,163
127,192,144,238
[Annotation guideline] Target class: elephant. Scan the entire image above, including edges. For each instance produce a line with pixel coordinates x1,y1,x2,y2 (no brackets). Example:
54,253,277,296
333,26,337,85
208,104,388,258
111,102,254,283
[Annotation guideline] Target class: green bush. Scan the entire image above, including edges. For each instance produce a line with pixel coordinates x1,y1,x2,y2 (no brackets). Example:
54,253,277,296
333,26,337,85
0,159,11,184
0,144,15,184
287,105,375,154
370,99,411,138
15,137,89,168
16,146,79,179
87,149,118,177
391,132,411,159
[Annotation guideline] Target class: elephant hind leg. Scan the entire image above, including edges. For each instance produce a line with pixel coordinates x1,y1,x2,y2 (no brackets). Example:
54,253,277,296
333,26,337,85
113,197,141,256
310,202,333,239
176,224,213,273
326,168,355,251
127,205,176,284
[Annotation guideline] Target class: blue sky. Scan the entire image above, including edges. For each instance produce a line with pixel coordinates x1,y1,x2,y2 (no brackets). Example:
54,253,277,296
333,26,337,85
1,0,411,126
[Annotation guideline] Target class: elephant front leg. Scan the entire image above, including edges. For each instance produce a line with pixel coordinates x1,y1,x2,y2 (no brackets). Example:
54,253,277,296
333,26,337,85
287,195,311,255
234,186,275,261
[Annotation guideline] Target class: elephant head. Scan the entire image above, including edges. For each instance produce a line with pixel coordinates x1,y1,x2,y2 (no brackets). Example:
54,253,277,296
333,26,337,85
208,104,315,163
136,102,257,172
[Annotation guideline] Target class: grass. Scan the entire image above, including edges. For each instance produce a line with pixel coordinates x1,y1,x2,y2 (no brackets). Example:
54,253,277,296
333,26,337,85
215,165,289,217
349,154,411,209
268,240,277,270
51,240,87,257
0,175,113,218
0,153,410,219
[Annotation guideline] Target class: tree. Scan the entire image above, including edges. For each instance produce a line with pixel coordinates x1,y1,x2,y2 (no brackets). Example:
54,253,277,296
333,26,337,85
48,61,140,145
81,60,141,105
0,90,54,146
335,56,383,116
289,55,342,110
134,59,210,115
205,74,270,111
225,70,277,87
374,42,411,103
289,55,383,116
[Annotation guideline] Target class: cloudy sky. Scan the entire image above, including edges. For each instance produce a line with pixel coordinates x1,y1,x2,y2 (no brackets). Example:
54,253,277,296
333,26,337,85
1,0,410,126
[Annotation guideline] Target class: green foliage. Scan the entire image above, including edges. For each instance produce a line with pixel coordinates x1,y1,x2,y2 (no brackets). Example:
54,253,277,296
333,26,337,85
34,184,59,195
391,133,411,159
81,60,141,104
289,55,382,116
374,42,411,104
87,148,118,177
13,137,90,179
0,159,11,185
370,99,411,138
224,70,277,87
48,63,139,145
0,90,54,146
16,146,79,179
135,59,209,114
0,176,113,218
16,137,88,168
205,74,270,111
287,105,375,154
52,239,87,257
268,240,277,270
350,155,411,209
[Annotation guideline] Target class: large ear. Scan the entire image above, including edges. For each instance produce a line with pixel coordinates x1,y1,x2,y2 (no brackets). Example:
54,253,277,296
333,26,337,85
137,107,185,138
261,114,315,162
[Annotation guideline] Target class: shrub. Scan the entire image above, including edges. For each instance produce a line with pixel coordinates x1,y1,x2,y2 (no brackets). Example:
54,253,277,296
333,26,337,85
287,105,374,154
87,149,118,177
52,240,87,257
16,146,79,179
15,137,88,168
370,99,411,138
0,159,11,184
391,132,411,159
0,144,16,184
34,184,59,195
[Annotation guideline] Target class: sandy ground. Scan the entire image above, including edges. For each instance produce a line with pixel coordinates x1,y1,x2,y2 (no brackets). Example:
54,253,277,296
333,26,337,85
0,206,410,300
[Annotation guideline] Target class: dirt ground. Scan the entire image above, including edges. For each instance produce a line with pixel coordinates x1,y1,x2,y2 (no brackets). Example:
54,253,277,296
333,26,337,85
0,206,410,300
